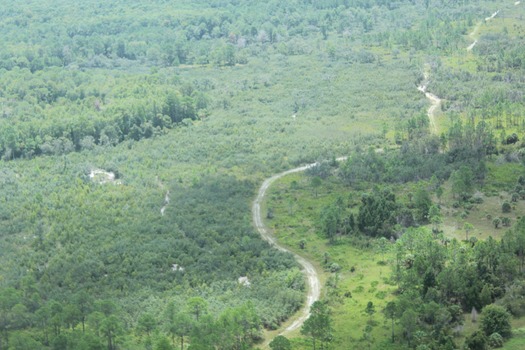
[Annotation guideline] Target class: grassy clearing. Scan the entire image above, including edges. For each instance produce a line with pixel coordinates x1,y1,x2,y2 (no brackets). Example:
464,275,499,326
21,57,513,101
263,156,525,348
264,172,402,349
503,328,525,349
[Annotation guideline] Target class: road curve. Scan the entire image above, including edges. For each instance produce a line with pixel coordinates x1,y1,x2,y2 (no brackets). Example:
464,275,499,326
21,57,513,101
252,157,347,344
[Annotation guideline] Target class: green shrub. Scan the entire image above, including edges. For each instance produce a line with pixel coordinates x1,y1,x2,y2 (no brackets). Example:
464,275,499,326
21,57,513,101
465,330,488,350
329,263,341,273
354,286,365,293
481,304,511,339
488,332,504,348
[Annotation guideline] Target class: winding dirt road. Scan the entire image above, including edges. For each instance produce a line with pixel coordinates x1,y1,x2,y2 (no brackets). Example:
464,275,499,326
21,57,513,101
252,164,320,338
417,67,441,134
253,1,520,345
252,157,346,344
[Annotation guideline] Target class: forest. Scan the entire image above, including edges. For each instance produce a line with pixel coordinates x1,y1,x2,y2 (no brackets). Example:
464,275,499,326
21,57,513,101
1,0,525,349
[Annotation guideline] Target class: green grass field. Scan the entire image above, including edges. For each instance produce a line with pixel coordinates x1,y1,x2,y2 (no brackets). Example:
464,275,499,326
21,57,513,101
264,172,402,349
263,155,525,348
503,328,525,349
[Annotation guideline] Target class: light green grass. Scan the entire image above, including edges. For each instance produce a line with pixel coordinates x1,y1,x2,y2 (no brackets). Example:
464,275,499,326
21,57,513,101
264,172,402,349
504,328,525,349
263,158,525,348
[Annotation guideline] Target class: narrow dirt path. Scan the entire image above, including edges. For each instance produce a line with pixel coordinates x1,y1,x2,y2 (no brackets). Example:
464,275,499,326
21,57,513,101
160,190,170,216
467,8,503,51
468,1,521,50
253,157,347,345
466,39,478,51
417,66,441,134
156,176,170,216
466,20,481,51
485,9,500,21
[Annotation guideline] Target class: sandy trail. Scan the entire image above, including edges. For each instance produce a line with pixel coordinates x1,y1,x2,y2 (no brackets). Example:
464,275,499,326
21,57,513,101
467,2,521,49
467,40,478,51
469,21,482,38
485,10,500,21
466,2,519,54
160,191,170,216
417,67,441,134
467,22,480,51
157,176,170,216
467,8,501,50
253,157,347,345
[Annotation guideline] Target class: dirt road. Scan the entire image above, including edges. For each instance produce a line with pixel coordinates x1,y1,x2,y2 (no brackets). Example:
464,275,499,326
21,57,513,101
417,67,441,134
252,164,320,338
253,157,347,345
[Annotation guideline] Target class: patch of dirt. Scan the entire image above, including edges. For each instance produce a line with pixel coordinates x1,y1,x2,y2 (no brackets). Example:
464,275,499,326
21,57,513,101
89,169,121,184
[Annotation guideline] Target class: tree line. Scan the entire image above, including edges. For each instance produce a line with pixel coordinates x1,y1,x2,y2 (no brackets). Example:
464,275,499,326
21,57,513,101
0,68,207,160
0,288,264,350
